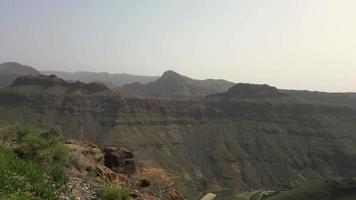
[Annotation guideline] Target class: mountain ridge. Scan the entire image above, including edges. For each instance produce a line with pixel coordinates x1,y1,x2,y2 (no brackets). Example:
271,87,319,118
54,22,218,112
1,75,356,198
42,70,159,88
120,70,236,99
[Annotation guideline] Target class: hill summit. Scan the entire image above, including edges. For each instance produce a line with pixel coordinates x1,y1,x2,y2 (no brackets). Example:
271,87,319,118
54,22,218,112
0,62,40,87
121,70,235,98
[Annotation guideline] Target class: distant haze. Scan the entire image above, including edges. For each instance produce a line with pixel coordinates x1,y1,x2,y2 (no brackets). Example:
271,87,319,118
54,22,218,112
0,0,355,92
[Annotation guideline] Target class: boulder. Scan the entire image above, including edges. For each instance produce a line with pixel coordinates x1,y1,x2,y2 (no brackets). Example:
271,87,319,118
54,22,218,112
201,193,216,200
103,146,136,175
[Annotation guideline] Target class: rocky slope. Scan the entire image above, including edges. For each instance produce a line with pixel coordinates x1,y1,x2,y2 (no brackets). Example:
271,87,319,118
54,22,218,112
0,75,356,199
0,62,40,87
65,140,185,200
120,70,235,99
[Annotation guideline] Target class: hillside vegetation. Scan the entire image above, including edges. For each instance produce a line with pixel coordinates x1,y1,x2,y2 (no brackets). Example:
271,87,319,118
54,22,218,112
0,125,70,200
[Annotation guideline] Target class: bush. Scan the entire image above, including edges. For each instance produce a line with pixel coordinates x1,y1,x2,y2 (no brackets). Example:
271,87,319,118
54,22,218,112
0,125,70,200
101,182,131,200
0,145,69,200
0,125,69,166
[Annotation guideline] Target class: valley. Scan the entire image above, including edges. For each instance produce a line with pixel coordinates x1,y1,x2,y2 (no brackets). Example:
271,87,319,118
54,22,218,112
0,68,356,199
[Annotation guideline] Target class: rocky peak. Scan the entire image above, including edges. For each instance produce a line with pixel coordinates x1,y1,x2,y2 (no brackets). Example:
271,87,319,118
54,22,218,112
121,70,235,98
161,70,182,78
158,70,187,83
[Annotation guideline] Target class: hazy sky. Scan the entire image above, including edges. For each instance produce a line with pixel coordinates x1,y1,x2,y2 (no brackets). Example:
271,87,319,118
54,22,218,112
1,0,355,92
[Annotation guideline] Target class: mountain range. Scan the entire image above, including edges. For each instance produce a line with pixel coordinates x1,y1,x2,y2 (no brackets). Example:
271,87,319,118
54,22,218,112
42,70,158,88
119,70,236,99
0,62,356,199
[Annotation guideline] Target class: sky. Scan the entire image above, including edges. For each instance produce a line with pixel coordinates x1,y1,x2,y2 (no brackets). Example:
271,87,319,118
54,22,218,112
0,0,355,92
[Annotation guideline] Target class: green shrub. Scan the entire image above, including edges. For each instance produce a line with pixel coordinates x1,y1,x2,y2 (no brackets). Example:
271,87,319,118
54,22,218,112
0,125,70,200
101,182,131,200
0,125,69,166
0,144,69,199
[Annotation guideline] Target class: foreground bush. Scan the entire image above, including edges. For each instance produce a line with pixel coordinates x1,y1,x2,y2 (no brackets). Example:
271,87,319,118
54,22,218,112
0,145,69,199
0,125,70,200
101,182,131,200
0,125,69,166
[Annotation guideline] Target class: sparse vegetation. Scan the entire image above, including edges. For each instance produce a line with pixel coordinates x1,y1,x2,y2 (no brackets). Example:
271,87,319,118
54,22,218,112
0,125,69,166
100,182,131,200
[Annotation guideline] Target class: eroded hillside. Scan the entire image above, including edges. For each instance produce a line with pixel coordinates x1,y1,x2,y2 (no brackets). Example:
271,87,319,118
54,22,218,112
1,75,356,198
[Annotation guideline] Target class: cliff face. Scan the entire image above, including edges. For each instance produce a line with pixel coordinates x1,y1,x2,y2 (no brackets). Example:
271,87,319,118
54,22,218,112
106,95,356,195
1,75,356,197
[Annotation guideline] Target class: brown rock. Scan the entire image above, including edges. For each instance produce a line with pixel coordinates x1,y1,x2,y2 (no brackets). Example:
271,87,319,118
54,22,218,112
103,146,136,175
65,140,129,184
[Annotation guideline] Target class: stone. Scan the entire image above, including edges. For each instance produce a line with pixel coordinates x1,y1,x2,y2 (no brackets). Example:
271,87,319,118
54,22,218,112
201,193,216,200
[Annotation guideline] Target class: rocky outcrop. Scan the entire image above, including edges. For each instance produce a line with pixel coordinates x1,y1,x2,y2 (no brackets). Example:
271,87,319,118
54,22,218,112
64,140,185,200
65,140,133,184
11,75,109,93
103,146,136,175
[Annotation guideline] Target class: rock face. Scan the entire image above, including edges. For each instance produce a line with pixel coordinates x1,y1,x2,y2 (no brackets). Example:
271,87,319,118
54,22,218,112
121,70,235,99
0,62,40,87
103,146,136,175
1,79,356,198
